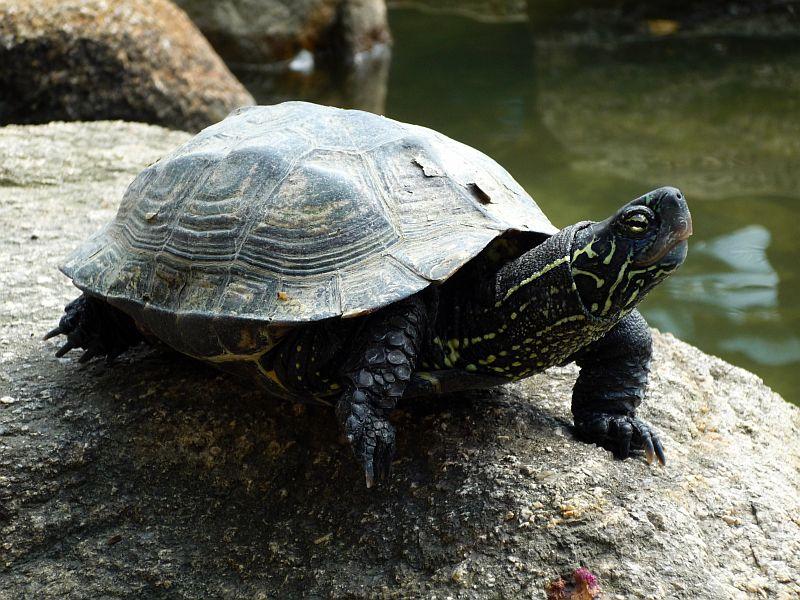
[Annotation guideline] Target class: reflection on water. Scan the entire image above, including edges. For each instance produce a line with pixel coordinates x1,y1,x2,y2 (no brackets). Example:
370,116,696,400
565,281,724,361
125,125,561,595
659,226,800,367
239,8,800,404
672,226,779,319
233,47,391,115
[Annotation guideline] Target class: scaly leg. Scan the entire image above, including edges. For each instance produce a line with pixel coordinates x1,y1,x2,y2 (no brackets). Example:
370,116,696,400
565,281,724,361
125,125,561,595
335,295,429,487
570,309,666,465
45,294,142,363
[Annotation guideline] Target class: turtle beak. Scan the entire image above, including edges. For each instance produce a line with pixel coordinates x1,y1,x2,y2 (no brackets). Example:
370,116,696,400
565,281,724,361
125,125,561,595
634,187,692,267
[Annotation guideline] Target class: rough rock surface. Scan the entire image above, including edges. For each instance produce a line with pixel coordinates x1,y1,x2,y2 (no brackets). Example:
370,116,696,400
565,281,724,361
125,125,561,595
0,0,254,132
1,121,800,599
173,0,391,66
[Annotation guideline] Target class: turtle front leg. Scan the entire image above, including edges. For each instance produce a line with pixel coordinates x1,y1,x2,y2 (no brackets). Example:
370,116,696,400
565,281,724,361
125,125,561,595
570,310,666,465
336,295,428,488
44,294,142,363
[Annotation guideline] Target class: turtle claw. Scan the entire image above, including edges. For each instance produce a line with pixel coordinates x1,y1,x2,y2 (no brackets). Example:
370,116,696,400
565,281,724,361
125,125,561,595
43,326,64,341
55,340,77,358
653,435,666,466
79,344,104,363
575,413,666,466
337,398,396,488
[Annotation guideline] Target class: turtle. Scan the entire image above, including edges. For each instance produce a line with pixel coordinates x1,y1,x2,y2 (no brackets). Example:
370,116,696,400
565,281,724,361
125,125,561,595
46,101,692,486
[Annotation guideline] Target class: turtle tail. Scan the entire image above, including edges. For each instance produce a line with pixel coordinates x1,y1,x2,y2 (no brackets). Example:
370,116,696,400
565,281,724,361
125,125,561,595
44,294,142,363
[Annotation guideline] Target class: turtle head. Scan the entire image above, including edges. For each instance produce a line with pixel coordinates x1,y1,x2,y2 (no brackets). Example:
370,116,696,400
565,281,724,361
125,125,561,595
570,186,692,318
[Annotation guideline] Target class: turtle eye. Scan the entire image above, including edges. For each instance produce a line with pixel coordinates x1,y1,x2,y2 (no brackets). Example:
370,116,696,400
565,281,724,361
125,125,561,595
620,210,652,235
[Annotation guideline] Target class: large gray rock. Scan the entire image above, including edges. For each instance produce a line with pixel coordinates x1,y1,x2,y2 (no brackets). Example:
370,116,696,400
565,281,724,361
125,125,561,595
173,0,391,66
0,0,254,132
1,121,799,599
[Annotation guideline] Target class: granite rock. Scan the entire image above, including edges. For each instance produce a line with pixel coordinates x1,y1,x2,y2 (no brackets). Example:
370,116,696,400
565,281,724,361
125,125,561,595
173,0,391,66
0,121,799,599
0,0,254,132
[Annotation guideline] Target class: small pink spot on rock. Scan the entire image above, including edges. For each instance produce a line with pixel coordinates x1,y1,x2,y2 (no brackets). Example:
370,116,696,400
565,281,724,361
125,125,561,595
546,567,601,600
574,567,598,589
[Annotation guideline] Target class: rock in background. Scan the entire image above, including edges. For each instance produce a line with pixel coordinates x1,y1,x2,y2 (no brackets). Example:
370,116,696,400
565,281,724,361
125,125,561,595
173,0,391,66
524,0,800,35
389,0,800,37
0,0,255,132
1,121,800,598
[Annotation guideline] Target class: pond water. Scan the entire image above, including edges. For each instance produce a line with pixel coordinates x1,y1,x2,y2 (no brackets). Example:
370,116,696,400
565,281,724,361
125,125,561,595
236,8,800,405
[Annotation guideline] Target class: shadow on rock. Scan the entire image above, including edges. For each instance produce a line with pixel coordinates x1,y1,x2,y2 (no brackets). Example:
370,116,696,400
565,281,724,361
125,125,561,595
2,343,569,596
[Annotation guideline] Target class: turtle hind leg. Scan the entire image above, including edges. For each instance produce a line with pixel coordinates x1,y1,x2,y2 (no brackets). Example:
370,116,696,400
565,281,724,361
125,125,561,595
45,294,142,363
335,294,430,488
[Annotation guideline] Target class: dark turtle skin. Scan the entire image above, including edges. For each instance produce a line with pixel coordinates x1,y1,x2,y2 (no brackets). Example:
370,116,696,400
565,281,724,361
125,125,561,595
47,103,692,486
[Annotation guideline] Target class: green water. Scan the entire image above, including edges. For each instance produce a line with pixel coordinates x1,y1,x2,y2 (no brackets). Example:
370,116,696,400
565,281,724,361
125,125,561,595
237,9,800,404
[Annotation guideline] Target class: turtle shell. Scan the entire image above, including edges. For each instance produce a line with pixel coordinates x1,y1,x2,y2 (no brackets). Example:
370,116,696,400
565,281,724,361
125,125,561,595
62,102,557,326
